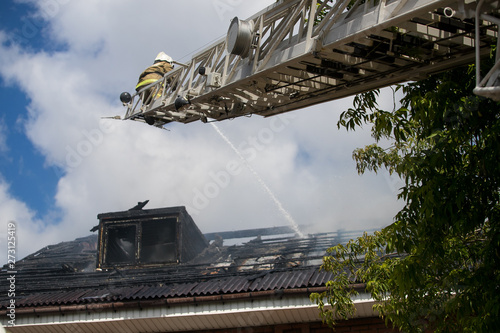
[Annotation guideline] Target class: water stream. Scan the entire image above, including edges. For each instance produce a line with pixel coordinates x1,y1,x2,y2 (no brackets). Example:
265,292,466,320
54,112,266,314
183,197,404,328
211,122,304,238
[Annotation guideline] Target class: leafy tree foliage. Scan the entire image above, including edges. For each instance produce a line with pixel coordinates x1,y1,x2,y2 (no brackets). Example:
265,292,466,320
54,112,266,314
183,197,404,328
311,55,500,332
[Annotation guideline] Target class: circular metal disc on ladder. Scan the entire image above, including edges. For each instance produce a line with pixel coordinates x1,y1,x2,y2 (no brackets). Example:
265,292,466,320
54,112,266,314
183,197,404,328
226,17,253,58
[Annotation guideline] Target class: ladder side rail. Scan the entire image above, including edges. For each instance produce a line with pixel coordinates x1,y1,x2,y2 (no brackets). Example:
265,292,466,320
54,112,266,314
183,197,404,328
192,0,490,115
158,39,228,109
246,0,303,23
297,1,308,41
187,59,197,92
313,0,355,39
475,0,485,88
124,79,164,120
194,0,314,88
124,0,499,126
305,0,318,50
223,55,243,86
228,0,487,116
317,0,457,51
252,0,410,75
192,41,226,88
124,93,142,119
212,44,227,73
161,67,186,105
257,0,309,67
473,11,500,100
143,65,190,118
187,54,209,95
378,0,389,24
390,0,410,17
254,23,274,61
252,16,265,73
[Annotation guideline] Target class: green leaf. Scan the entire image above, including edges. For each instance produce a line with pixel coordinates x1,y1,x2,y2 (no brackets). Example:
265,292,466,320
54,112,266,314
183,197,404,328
316,51,500,332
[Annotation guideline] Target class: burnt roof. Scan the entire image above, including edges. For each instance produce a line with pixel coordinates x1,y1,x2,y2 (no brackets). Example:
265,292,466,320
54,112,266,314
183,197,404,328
0,226,365,310
97,205,192,222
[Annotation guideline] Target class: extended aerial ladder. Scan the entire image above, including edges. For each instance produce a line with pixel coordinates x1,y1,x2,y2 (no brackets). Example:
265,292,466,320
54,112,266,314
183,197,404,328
120,0,499,127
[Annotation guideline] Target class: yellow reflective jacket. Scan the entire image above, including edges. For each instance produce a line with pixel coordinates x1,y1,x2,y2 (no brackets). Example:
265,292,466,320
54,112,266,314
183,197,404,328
135,61,174,91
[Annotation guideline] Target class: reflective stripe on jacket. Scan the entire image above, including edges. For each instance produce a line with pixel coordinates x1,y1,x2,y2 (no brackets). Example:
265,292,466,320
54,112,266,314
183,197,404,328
136,78,161,91
135,61,173,91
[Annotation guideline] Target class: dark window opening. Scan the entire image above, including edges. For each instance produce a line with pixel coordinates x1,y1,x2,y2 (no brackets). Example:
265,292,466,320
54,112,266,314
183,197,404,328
102,218,179,267
140,218,177,264
97,207,209,269
105,225,137,265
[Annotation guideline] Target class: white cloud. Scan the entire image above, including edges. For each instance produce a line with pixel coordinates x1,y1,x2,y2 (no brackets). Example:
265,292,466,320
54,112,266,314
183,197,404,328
0,179,58,258
0,0,403,258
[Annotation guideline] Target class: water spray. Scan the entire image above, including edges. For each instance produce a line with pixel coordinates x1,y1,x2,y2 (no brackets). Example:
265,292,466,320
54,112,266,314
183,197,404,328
210,123,304,238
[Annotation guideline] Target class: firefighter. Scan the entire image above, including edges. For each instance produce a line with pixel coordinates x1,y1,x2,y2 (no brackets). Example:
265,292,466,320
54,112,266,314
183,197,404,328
135,52,174,105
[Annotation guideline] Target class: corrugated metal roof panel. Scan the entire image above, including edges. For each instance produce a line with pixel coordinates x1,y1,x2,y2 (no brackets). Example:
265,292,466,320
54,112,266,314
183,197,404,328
188,275,248,296
22,291,60,306
131,284,172,299
295,269,313,288
1,229,373,310
168,282,198,297
12,268,331,308
58,289,92,304
263,271,285,290
221,276,251,293
309,269,334,286
189,279,223,296
108,285,147,301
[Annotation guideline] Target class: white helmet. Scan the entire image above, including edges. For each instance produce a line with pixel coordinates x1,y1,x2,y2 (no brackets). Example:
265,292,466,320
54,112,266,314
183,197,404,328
155,52,173,63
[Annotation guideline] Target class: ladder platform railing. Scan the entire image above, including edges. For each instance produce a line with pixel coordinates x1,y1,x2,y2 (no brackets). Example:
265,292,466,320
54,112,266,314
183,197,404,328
121,0,499,127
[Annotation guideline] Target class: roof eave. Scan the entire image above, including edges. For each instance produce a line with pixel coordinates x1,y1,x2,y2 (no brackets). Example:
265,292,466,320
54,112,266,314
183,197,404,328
3,287,377,333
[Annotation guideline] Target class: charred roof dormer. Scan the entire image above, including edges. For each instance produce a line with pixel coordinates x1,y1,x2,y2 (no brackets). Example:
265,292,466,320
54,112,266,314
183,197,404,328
96,206,208,270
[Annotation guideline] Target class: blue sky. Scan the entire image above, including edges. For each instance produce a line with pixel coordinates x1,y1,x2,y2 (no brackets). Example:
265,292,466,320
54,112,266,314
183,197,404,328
0,0,403,259
0,79,59,216
0,0,61,217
